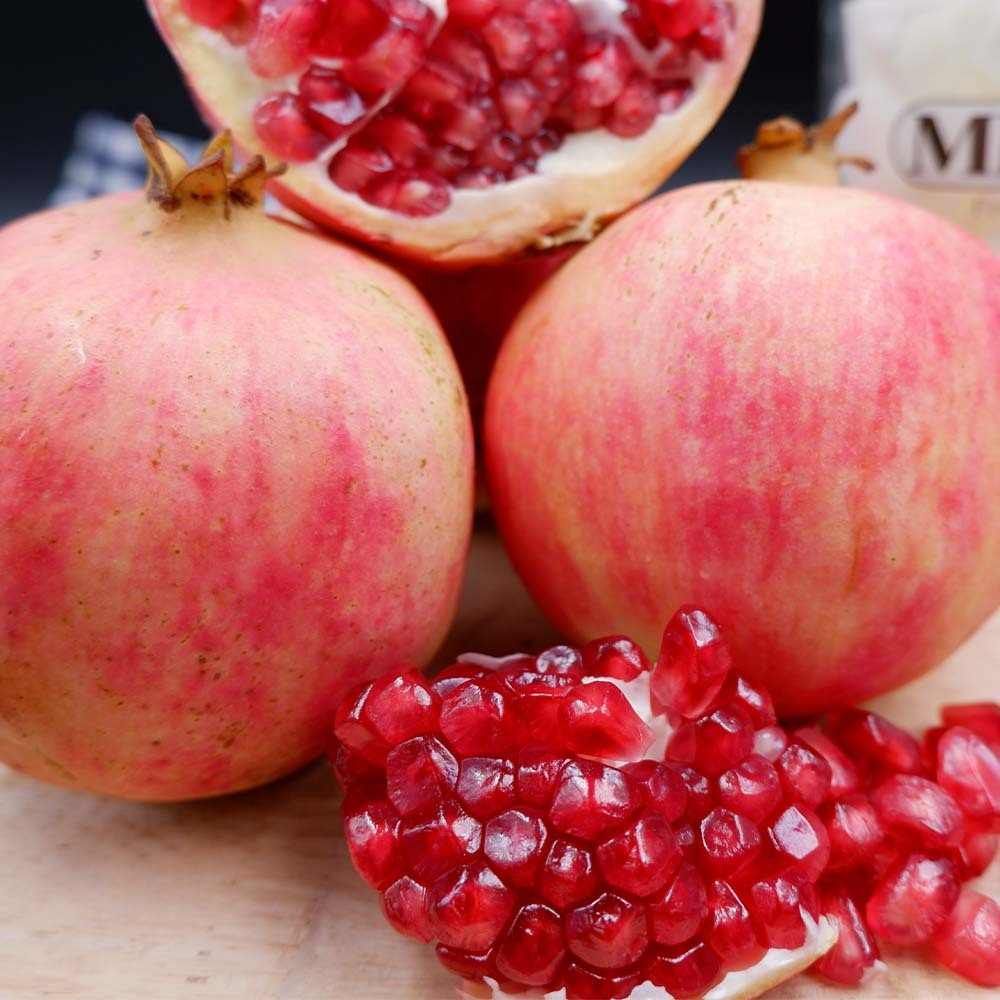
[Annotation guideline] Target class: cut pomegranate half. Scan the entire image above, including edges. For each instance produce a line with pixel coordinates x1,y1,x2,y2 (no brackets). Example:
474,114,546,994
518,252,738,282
148,0,762,265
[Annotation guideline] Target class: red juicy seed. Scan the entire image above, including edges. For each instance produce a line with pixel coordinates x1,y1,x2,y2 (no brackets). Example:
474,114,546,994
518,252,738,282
427,143,472,179
498,79,550,139
769,804,830,882
922,725,947,772
717,674,777,728
440,679,514,756
334,678,385,764
563,962,643,1000
182,0,240,28
474,132,524,174
539,839,600,909
342,25,427,96
677,766,713,821
382,876,434,941
693,706,753,778
871,774,966,850
516,748,565,809
400,800,482,882
361,669,439,747
310,0,388,58
522,0,580,52
693,9,726,60
440,97,502,151
582,636,650,682
389,0,436,35
431,663,488,699
794,726,861,798
248,0,325,77
431,862,518,953
814,892,879,986
957,820,999,877
434,28,495,91
866,853,960,946
623,761,688,823
823,793,886,870
449,0,500,26
537,644,585,679
644,0,713,40
941,702,1000,750
674,822,696,857
698,807,762,878
366,114,432,168
832,709,923,775
717,754,783,824
435,944,495,982
607,76,659,138
666,723,697,764
748,870,817,949
622,1,661,49
495,903,566,987
644,940,722,998
753,725,788,762
328,141,394,193
571,34,634,111
651,605,732,719
531,50,574,104
330,742,381,790
482,13,536,74
299,67,368,140
367,169,452,216
707,880,765,970
930,889,1000,987
343,797,404,890
456,756,516,820
565,892,649,970
528,126,564,158
936,726,1000,818
596,811,681,898
549,759,641,841
483,808,549,889
254,92,329,162
560,681,654,760
648,862,708,946
404,59,468,110
386,734,458,817
776,741,833,807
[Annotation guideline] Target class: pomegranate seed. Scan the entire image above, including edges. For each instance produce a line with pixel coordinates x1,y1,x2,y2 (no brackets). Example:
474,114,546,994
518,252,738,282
364,670,439,748
524,0,581,52
435,27,495,90
343,796,404,890
622,0,660,49
328,141,394,194
930,889,1000,987
651,605,732,718
482,13,536,74
644,0,713,40
439,678,514,756
936,726,1000,818
753,725,788,762
707,880,764,969
474,132,525,175
564,962,643,1000
571,34,634,110
596,811,681,897
400,800,481,882
607,76,659,138
648,861,708,946
385,734,458,817
666,722,697,764
823,793,886,870
531,50,574,104
427,143,472,180
342,25,427,97
677,766,713,821
435,944,496,983
583,635,650,682
748,870,817,949
382,875,434,941
404,58,469,109
366,114,432,169
565,892,649,969
623,760,688,823
389,0,436,36
717,754,783,823
440,97,502,151
694,706,754,777
644,940,721,997
299,67,368,140
495,903,566,987
456,755,516,819
814,892,879,986
871,774,966,850
181,0,240,28
538,839,600,909
866,853,961,946
674,821,696,857
718,673,777,727
941,702,1000,750
693,10,726,60
367,169,452,217
483,808,548,888
832,709,923,775
253,92,329,162
330,743,381,789
698,807,762,877
310,0,388,58
957,820,999,877
516,748,564,809
549,759,641,841
431,862,518,952
776,741,833,807
497,78,551,140
248,0,325,77
795,726,861,797
560,681,654,759
769,804,830,882
449,0,500,26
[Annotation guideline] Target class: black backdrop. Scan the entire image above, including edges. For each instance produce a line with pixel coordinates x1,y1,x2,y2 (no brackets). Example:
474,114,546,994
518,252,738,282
0,2,820,224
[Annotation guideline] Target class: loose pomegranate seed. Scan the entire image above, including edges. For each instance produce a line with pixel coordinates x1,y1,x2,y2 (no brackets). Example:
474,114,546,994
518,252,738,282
456,756,516,819
717,674,777,728
400,799,482,882
439,678,515,756
254,92,329,163
717,754,783,824
823,793,886,870
813,892,879,986
936,726,1000,818
565,892,649,969
382,875,434,941
832,709,923,775
624,760,688,822
538,839,600,909
768,804,830,882
645,940,722,998
698,807,762,877
748,870,817,950
386,734,458,817
495,903,566,987
871,774,966,850
560,681,654,759
582,635,650,682
866,853,961,946
707,880,764,969
930,889,1000,987
651,605,732,718
795,726,861,797
941,702,1000,750
549,759,641,841
431,862,518,952
596,811,681,897
181,0,240,28
776,741,833,807
693,706,754,777
483,808,548,888
563,962,643,1000
648,861,708,946
343,795,404,890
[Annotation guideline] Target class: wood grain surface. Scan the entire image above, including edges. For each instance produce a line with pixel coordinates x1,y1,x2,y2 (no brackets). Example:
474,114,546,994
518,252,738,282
1,530,997,1000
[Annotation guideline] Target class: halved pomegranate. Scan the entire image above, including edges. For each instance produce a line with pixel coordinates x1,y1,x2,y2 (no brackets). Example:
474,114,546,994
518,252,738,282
147,0,762,265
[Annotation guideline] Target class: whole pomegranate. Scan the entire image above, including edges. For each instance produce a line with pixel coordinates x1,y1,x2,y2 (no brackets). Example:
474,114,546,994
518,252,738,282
0,120,474,801
147,0,762,265
485,181,1000,714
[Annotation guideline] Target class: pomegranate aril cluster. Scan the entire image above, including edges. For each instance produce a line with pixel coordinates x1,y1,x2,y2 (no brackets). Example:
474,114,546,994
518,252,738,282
330,605,1000,996
180,0,730,217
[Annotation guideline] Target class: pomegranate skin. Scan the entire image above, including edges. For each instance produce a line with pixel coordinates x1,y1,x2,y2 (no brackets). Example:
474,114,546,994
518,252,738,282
0,192,474,800
486,181,1000,714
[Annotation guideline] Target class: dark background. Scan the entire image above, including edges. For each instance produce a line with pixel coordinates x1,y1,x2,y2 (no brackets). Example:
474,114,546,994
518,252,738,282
0,2,821,224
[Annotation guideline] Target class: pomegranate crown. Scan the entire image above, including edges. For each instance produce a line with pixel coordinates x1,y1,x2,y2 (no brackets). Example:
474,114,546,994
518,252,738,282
133,114,286,216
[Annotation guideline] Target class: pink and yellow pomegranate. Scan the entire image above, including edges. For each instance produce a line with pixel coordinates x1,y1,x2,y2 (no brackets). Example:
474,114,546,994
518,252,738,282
486,180,1000,714
0,121,474,801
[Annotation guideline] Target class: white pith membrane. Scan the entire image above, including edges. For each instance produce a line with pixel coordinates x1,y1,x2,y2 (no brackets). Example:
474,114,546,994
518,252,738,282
147,0,763,264
455,653,839,1000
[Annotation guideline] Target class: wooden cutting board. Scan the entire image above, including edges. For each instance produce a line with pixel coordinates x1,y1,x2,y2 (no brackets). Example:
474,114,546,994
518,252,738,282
1,530,996,1000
